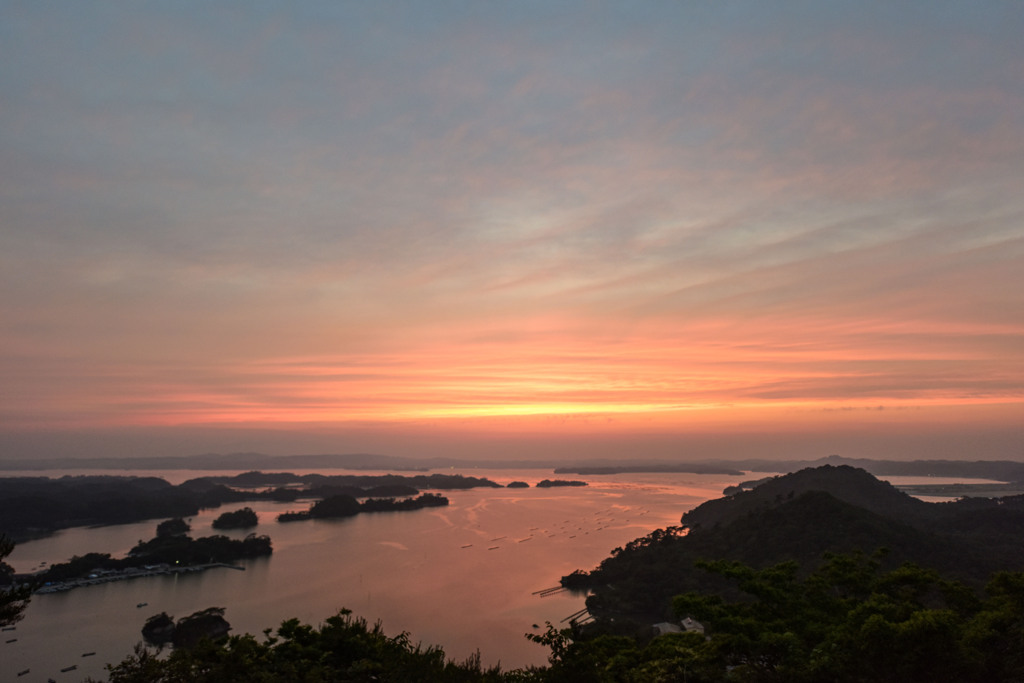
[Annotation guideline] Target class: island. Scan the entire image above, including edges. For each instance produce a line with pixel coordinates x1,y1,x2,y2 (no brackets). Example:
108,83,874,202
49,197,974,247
535,479,587,488
22,521,271,594
211,507,259,529
143,607,231,648
0,472,501,542
277,493,449,522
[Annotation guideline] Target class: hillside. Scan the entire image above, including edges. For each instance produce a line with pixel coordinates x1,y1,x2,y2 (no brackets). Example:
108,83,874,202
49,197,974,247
681,464,931,529
567,465,1024,623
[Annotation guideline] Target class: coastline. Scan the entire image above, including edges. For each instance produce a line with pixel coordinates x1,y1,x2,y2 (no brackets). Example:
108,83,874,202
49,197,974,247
29,562,245,595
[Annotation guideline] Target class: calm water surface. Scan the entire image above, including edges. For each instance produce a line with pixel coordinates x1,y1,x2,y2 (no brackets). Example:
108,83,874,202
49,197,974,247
3,468,754,681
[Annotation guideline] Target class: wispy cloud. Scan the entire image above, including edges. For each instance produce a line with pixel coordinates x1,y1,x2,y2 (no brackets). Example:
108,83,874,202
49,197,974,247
1,2,1022,456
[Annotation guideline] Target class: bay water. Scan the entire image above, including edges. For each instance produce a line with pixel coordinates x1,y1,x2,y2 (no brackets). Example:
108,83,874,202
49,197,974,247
3,468,750,681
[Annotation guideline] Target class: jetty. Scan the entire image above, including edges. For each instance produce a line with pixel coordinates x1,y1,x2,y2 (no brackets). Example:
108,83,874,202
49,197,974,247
33,562,245,595
561,607,593,626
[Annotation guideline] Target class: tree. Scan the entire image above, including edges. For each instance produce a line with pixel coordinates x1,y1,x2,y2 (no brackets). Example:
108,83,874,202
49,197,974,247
0,534,31,627
105,609,520,682
670,552,987,682
538,552,1024,682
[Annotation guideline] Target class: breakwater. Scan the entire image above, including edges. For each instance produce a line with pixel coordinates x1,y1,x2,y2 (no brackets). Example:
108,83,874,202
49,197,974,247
31,562,244,594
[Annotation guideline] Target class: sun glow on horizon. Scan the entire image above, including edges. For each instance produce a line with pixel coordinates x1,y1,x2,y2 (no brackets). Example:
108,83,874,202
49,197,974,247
2,4,1023,460
7,339,1019,433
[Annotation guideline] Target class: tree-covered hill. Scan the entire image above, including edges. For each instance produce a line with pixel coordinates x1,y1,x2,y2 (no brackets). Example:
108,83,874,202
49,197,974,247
680,465,931,529
0,476,233,542
566,465,1024,623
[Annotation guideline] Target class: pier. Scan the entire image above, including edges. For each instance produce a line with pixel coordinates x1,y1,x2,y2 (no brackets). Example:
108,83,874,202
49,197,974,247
32,562,245,595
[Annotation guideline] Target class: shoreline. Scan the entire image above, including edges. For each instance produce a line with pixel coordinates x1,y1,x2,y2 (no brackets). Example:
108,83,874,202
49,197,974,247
29,562,245,595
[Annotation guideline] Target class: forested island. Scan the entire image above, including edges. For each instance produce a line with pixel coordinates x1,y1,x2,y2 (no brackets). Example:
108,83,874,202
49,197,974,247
0,472,499,542
212,507,259,529
142,607,232,648
22,524,271,592
187,470,501,491
277,492,449,521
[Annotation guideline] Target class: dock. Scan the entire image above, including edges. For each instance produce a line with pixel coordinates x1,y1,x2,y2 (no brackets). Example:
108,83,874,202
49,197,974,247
33,562,245,595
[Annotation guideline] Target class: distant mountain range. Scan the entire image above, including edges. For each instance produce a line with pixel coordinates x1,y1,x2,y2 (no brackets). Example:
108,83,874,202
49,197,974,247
3,452,1024,481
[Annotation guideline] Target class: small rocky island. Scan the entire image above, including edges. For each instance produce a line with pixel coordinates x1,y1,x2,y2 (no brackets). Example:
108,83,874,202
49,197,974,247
535,479,587,488
212,506,259,529
143,607,231,648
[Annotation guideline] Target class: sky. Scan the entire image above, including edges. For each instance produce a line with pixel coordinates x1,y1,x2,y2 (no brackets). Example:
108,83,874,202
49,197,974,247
1,1,1023,462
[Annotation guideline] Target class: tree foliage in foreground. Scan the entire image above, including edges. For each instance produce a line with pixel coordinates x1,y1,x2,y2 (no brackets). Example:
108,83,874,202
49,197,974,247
0,534,31,627
536,552,1024,683
99,609,534,683
91,552,1024,682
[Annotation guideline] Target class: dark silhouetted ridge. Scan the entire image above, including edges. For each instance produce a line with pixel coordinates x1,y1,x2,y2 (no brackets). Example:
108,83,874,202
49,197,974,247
681,464,928,530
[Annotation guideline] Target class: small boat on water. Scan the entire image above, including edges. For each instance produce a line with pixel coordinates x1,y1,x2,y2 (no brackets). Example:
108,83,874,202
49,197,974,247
60,665,78,672
137,602,148,608
16,669,29,677
82,651,96,657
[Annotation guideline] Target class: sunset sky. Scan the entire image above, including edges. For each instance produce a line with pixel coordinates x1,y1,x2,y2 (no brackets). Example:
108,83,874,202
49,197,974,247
2,2,1023,461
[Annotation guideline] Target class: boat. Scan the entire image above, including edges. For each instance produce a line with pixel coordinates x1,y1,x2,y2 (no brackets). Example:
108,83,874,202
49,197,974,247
60,665,78,672
137,602,148,608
